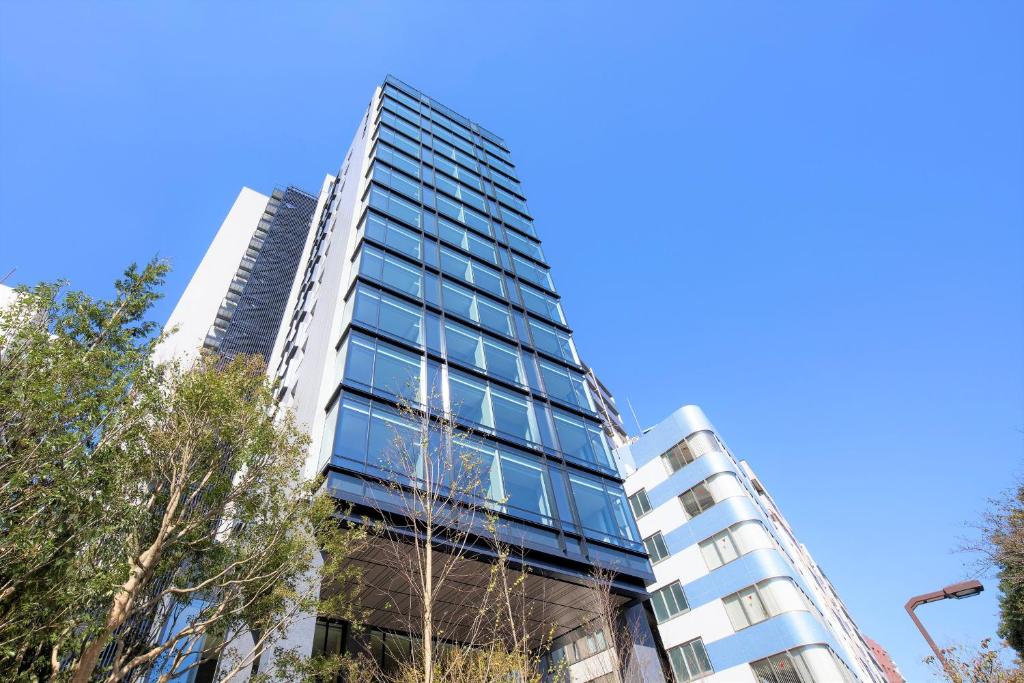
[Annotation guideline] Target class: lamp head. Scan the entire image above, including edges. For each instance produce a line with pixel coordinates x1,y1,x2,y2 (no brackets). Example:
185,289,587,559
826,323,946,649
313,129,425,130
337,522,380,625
943,580,984,600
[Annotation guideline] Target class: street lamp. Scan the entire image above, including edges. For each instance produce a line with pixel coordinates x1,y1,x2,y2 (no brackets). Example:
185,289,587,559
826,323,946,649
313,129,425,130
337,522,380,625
905,580,984,670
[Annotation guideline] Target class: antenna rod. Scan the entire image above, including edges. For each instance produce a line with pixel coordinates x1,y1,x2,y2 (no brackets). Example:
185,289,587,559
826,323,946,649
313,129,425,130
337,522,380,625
626,397,643,436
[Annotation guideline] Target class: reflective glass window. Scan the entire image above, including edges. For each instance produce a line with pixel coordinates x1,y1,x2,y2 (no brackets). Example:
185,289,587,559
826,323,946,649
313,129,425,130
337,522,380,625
448,371,493,429
499,451,551,518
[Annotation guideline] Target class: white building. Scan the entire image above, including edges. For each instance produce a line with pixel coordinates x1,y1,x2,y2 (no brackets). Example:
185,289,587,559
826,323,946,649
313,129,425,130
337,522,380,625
615,405,889,683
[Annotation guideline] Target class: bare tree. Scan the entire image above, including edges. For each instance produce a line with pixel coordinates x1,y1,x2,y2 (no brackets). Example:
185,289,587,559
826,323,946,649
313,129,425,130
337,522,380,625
337,383,562,683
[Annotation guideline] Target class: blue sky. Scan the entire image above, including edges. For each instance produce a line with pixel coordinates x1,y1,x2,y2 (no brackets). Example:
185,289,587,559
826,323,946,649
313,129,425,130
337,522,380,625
1,1,1021,679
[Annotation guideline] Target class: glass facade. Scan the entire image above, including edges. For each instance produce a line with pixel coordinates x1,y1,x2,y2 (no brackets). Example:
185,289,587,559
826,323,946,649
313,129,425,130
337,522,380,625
321,77,647,574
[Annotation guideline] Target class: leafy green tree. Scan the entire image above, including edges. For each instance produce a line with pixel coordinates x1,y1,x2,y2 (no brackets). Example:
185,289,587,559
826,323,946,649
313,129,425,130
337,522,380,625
967,481,1024,658
0,262,363,682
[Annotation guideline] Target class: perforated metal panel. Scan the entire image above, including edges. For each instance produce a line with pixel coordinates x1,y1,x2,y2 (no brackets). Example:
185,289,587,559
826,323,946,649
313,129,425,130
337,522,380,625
218,187,317,363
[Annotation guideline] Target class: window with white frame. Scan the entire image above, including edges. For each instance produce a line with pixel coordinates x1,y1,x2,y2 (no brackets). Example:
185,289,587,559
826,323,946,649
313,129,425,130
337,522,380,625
749,645,856,683
698,520,774,571
650,581,689,623
643,531,670,563
667,638,713,682
628,489,652,518
678,472,744,520
722,577,817,632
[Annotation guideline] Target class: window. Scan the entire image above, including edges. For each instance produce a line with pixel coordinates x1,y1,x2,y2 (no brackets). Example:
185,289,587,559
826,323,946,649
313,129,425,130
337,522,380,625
438,249,506,297
570,473,638,542
362,212,422,258
483,338,524,385
519,283,565,324
723,585,769,632
368,185,421,228
350,285,423,346
628,489,652,518
643,532,670,563
374,142,421,179
749,645,855,683
512,254,554,291
539,360,593,410
679,481,716,519
661,438,695,473
722,578,815,632
448,371,492,429
441,281,512,337
699,520,773,571
438,218,497,264
435,193,491,236
332,396,422,475
528,319,578,364
650,582,689,623
499,451,550,519
504,229,545,262
342,334,421,401
552,410,612,469
667,638,713,682
491,386,537,443
444,322,485,370
357,244,422,298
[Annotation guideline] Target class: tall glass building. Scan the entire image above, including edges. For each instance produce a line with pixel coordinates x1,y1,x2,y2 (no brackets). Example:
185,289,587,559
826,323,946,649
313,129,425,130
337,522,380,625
160,76,663,680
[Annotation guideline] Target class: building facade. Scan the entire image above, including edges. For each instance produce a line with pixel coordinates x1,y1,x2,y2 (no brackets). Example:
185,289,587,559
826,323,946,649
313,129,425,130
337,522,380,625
161,76,664,681
864,637,905,683
615,405,889,683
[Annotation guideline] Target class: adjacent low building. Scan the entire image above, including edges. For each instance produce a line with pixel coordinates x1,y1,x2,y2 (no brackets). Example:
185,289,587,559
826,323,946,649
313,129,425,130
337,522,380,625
615,405,890,683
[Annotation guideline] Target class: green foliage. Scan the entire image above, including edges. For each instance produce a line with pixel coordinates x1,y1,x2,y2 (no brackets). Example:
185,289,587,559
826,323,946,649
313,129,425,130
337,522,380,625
0,262,363,682
997,485,1024,657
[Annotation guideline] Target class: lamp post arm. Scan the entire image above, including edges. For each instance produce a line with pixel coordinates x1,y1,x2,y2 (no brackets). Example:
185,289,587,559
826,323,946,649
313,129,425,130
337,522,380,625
904,594,950,673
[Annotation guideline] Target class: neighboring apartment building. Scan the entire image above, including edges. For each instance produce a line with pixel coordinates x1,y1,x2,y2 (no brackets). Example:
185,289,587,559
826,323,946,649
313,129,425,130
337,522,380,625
160,76,664,681
864,637,906,683
615,405,890,683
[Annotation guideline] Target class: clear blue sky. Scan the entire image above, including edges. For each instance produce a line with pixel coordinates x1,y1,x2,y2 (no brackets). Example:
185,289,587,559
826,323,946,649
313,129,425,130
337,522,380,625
2,1,1021,679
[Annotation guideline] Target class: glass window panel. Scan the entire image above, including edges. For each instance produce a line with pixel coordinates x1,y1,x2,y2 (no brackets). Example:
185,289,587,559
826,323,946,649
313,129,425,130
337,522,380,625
359,245,385,280
628,489,652,518
425,312,442,354
368,408,419,474
440,248,473,281
352,287,380,327
715,531,739,565
471,262,504,296
388,223,421,258
724,594,750,631
739,586,768,625
476,297,512,336
643,532,669,563
483,339,523,384
378,296,422,345
343,335,375,388
424,272,440,307
513,254,553,290
364,213,388,243
380,255,422,297
570,474,632,540
442,282,474,319
552,411,599,464
438,219,466,250
694,481,717,510
506,230,544,262
491,388,537,443
373,344,421,400
540,361,577,406
334,398,370,463
449,373,492,428
466,232,497,264
444,323,484,370
520,285,565,324
499,452,550,517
